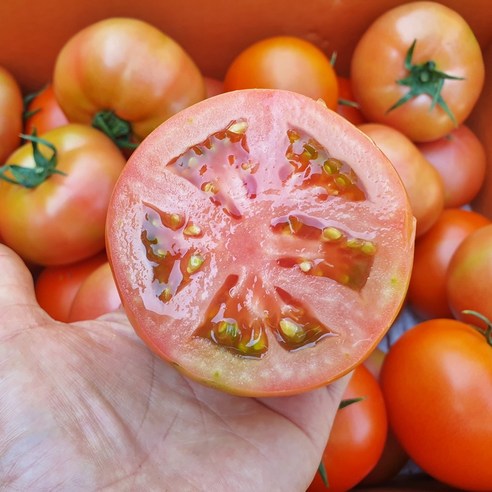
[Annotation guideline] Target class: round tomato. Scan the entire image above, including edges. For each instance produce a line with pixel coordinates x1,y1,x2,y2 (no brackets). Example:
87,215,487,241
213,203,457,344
35,252,108,322
417,124,487,208
0,65,23,164
446,223,492,328
53,18,206,148
336,76,366,126
106,89,415,396
24,83,69,136
223,36,339,110
358,123,444,237
307,364,388,492
380,318,492,491
408,208,490,319
351,2,485,142
68,261,121,322
0,124,126,266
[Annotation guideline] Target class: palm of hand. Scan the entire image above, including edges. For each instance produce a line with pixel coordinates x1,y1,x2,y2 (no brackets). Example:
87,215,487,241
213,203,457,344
0,246,347,491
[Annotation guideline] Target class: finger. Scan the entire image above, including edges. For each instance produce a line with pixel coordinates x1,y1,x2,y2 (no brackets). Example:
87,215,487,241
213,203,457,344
0,243,38,310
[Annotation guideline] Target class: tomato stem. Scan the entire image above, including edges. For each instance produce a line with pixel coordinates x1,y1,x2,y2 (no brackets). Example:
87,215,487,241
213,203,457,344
0,130,66,188
92,110,138,150
317,461,329,487
386,39,464,124
462,310,492,346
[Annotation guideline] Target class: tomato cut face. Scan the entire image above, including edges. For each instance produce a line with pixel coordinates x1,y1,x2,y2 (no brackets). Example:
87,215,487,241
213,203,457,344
106,89,415,396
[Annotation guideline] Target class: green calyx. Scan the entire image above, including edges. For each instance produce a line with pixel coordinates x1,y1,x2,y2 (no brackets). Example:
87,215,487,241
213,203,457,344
387,39,464,124
0,131,66,188
462,310,492,346
92,110,138,150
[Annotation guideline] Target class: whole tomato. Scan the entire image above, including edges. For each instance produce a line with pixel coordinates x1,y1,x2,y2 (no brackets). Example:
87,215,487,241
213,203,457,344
53,18,206,148
24,83,69,135
446,224,492,328
0,66,23,163
407,208,490,319
308,364,388,492
380,318,492,491
223,36,339,110
358,122,444,237
351,2,485,142
0,124,126,266
417,124,487,208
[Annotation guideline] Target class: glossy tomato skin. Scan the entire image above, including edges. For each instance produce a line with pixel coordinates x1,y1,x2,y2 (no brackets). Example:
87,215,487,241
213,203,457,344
351,2,485,142
308,364,388,492
380,318,492,491
407,208,490,319
35,252,107,322
417,125,487,208
446,224,492,327
106,88,415,396
223,36,339,110
358,123,444,237
68,262,121,322
0,124,126,266
53,18,206,143
0,66,23,164
24,83,69,136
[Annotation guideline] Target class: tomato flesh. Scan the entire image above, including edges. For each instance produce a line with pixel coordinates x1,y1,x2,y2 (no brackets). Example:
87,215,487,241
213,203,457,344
107,89,415,396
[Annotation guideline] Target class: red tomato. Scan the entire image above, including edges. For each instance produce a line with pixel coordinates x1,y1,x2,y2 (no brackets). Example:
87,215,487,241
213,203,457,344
35,252,107,322
204,77,225,98
53,18,206,148
106,89,415,396
351,2,485,142
336,76,366,126
308,364,388,492
417,125,487,208
0,124,126,266
68,262,121,322
358,123,444,237
24,83,69,135
223,36,339,110
380,318,492,491
0,66,23,163
446,223,492,328
408,208,490,319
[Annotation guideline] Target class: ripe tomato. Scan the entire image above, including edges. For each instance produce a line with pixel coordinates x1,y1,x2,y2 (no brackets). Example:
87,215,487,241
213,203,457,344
0,124,126,266
336,76,366,126
417,125,487,208
106,89,415,396
358,123,444,237
35,252,108,322
408,208,490,319
204,77,225,98
446,224,492,328
0,65,23,164
223,36,338,110
68,262,121,322
307,364,388,492
351,2,485,142
380,318,492,491
24,83,69,135
53,18,206,148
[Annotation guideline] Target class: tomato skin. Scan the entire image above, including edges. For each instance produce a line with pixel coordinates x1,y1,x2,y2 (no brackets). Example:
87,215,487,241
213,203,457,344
68,262,121,322
0,66,23,164
408,208,490,319
106,88,415,396
358,123,444,237
380,318,492,491
204,77,224,98
417,125,487,208
35,252,107,322
336,76,366,126
24,83,69,135
223,36,339,110
351,2,485,142
0,124,126,266
446,224,492,327
308,364,388,492
53,18,206,142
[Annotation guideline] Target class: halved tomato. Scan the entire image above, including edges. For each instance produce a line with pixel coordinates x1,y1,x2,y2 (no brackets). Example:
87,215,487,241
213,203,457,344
106,89,415,396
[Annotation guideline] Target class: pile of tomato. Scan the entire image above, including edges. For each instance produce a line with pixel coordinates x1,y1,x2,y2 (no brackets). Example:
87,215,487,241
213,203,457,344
1,1,491,491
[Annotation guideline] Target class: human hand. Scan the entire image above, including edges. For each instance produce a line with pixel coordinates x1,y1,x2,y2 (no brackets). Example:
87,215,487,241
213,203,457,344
0,244,349,491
